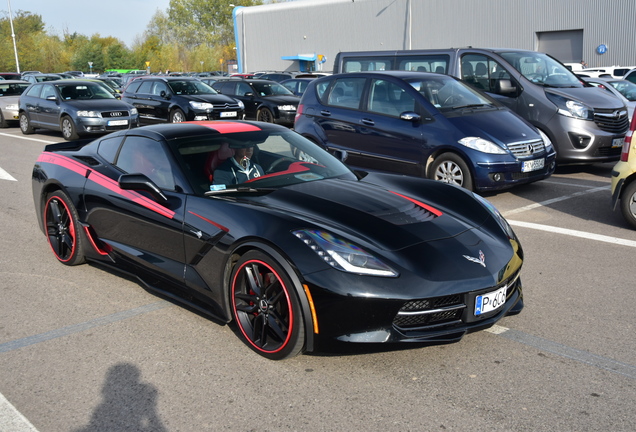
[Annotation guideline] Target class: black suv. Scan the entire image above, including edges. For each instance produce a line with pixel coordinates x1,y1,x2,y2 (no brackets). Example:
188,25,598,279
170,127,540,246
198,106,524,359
211,78,300,126
121,77,244,124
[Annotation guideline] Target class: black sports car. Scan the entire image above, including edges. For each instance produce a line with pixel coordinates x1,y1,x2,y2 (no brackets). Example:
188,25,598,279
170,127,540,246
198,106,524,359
32,121,524,359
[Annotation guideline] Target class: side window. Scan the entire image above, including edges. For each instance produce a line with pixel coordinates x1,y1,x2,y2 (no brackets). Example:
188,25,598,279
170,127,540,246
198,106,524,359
25,84,42,98
41,84,57,100
97,136,124,164
326,77,366,109
152,82,168,96
342,57,393,72
115,136,176,190
461,54,512,94
236,82,252,96
137,80,153,94
367,79,415,117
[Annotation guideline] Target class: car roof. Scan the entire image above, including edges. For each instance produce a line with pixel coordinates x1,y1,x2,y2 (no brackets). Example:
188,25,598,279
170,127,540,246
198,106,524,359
0,80,29,84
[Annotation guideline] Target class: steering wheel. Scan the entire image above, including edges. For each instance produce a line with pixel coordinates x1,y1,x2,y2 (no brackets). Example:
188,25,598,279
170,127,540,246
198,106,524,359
266,157,295,173
443,94,464,106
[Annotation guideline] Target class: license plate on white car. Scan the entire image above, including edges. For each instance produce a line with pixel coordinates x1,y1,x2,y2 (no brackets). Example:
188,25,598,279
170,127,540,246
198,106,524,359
220,111,237,118
612,137,625,148
521,158,545,172
475,285,508,316
108,119,128,126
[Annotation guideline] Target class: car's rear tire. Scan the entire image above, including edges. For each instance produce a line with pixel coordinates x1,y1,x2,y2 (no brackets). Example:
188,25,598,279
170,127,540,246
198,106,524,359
430,152,474,191
170,108,186,123
230,250,305,360
43,190,86,266
19,112,34,134
620,181,636,229
256,107,274,123
61,116,79,140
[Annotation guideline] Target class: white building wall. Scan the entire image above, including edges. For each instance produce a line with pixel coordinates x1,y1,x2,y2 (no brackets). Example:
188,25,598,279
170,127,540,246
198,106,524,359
233,0,636,73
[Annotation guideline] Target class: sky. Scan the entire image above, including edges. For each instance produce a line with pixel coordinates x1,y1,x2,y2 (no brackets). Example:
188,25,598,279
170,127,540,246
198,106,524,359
4,0,173,47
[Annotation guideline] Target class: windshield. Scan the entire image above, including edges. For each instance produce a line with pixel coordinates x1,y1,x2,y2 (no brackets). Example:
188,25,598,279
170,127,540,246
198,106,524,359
57,83,116,100
499,51,582,88
251,81,294,96
175,128,356,195
609,80,636,101
406,75,494,111
168,80,218,95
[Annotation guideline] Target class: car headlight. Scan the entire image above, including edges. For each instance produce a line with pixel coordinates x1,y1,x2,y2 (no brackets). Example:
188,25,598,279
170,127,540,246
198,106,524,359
190,101,214,110
278,105,297,111
235,99,245,109
546,92,593,120
76,110,101,118
459,137,508,154
472,193,516,239
537,129,554,152
130,107,138,115
293,229,398,277
5,104,18,110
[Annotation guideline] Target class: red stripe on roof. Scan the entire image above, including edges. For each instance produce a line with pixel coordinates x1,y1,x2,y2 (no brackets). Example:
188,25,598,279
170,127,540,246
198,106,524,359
186,121,262,134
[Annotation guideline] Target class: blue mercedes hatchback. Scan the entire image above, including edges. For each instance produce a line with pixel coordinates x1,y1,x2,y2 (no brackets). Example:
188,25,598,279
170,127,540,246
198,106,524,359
294,71,556,191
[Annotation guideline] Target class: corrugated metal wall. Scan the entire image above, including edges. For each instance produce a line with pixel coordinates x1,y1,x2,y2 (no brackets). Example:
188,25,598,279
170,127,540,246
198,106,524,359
234,0,636,72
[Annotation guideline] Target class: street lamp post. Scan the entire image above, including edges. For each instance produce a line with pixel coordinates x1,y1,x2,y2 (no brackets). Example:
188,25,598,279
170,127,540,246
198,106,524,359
7,0,20,73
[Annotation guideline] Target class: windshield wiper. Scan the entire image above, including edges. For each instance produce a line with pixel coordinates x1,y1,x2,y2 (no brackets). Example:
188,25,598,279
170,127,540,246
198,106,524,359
450,103,493,110
204,186,276,196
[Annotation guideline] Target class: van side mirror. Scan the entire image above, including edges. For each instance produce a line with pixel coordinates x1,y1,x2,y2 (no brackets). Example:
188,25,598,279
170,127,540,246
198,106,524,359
495,79,517,95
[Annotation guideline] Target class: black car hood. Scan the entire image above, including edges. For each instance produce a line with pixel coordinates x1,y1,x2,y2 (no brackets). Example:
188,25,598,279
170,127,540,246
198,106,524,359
64,99,133,111
247,177,493,251
179,94,238,104
260,95,300,104
545,86,626,109
446,109,539,145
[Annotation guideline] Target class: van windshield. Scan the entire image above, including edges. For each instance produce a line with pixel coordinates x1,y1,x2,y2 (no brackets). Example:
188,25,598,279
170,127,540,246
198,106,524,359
499,51,582,88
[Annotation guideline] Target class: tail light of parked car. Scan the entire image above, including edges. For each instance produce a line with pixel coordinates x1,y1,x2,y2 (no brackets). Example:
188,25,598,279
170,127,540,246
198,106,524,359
295,104,304,123
621,114,636,162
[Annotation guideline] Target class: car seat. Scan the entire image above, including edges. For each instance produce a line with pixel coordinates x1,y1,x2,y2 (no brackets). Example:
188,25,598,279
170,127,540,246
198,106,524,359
205,142,235,182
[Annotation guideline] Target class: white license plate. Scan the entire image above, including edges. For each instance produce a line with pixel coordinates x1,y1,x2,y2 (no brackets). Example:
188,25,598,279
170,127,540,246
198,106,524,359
612,137,625,148
475,285,508,316
521,158,545,172
108,119,128,126
220,111,237,118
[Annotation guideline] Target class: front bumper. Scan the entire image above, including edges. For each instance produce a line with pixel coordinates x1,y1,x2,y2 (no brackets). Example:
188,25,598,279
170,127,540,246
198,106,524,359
77,116,140,134
274,110,296,126
474,151,557,191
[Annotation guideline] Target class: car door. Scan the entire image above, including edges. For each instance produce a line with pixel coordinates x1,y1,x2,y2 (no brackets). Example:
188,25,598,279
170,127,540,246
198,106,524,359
83,134,187,285
21,84,44,125
37,83,63,128
131,80,159,122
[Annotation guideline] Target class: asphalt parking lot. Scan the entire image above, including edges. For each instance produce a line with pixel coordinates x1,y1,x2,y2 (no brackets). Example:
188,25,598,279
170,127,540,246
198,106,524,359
1,128,635,431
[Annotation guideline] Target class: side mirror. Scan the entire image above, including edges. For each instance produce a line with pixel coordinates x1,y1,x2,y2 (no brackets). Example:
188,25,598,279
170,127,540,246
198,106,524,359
118,174,168,203
160,90,170,99
400,111,421,122
495,79,517,95
46,95,57,101
332,149,348,162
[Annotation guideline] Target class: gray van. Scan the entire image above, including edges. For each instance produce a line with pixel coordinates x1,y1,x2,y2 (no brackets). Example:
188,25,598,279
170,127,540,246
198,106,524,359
333,48,629,164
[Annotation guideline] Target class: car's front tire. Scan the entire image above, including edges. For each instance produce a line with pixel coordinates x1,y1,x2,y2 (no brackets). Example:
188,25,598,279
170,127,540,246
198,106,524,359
19,112,34,134
170,108,186,123
620,181,636,229
0,111,8,128
257,107,274,123
61,116,79,140
43,190,86,266
430,152,474,191
230,250,305,360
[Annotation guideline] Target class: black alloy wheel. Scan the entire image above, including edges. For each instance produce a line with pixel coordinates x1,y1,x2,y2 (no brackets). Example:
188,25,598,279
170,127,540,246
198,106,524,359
230,250,305,360
256,107,274,123
43,191,85,265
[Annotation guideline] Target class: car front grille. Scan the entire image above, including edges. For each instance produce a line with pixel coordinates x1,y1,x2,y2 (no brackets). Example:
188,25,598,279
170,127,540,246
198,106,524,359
506,139,545,158
213,103,242,110
393,270,521,332
593,109,629,134
102,110,129,118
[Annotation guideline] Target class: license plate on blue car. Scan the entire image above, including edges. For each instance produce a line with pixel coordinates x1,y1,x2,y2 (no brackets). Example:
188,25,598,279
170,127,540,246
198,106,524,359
521,158,544,172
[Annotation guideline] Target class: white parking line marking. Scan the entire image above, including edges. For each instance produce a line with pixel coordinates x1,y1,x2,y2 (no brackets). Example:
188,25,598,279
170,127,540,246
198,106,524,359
509,220,636,248
487,325,636,380
0,132,58,144
502,185,609,217
0,392,39,432
0,167,16,181
541,179,608,188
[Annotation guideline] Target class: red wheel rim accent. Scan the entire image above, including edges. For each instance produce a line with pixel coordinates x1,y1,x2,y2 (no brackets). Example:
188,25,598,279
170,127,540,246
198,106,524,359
44,195,76,262
231,259,294,354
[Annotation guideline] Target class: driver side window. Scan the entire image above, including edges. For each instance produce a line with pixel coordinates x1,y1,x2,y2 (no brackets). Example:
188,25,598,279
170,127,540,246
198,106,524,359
115,136,176,190
461,54,513,95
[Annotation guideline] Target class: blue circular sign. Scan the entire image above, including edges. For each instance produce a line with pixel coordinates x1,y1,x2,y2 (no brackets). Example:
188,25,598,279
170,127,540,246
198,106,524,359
596,44,608,55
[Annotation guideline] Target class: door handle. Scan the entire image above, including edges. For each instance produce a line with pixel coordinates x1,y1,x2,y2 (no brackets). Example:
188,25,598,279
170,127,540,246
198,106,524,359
320,110,331,116
361,118,375,126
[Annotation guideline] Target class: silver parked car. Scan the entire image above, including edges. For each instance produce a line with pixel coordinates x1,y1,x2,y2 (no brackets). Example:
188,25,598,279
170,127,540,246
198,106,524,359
19,80,139,140
0,80,30,128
